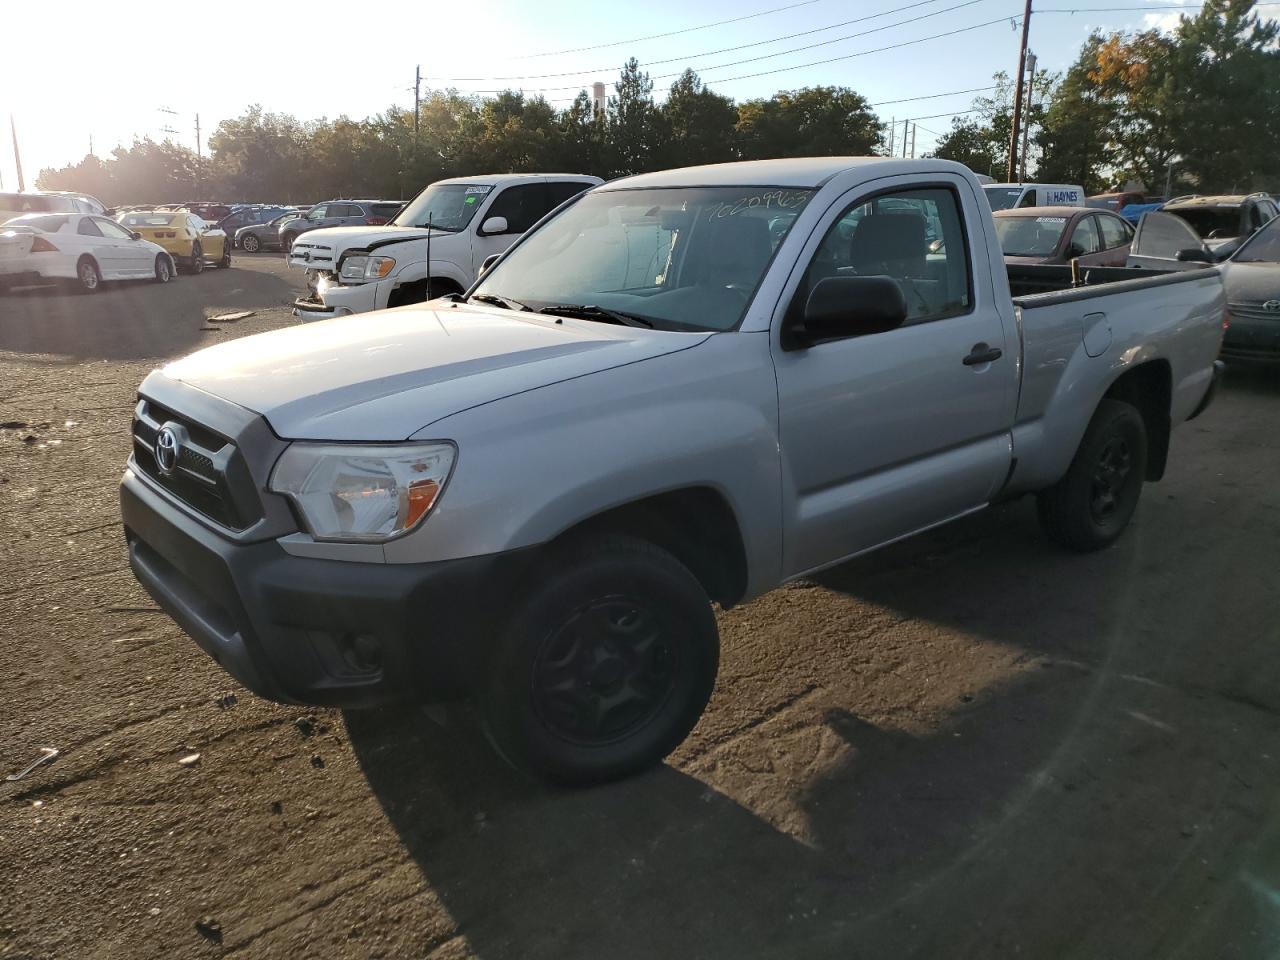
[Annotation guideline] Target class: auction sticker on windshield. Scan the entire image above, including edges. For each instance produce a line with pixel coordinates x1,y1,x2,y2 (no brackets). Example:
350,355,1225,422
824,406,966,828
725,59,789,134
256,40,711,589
1036,217,1068,223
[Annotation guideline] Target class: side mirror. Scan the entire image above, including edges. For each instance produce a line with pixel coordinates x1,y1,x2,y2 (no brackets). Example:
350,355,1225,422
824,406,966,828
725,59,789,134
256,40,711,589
129,231,141,240
1175,247,1212,263
791,276,908,347
480,253,501,273
481,216,509,235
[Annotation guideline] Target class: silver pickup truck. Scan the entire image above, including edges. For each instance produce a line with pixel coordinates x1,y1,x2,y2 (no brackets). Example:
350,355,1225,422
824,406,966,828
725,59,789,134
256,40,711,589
120,158,1225,784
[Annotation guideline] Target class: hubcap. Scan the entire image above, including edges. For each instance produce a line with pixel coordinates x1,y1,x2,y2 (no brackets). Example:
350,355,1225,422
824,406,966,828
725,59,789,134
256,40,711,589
531,597,678,745
1090,436,1132,522
81,264,96,288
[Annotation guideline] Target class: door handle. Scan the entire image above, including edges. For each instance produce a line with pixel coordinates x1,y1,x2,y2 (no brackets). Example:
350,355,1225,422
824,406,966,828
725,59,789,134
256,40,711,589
963,344,1003,366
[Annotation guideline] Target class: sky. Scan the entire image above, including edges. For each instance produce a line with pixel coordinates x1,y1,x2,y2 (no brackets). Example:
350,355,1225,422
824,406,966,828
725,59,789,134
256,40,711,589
0,0,1239,188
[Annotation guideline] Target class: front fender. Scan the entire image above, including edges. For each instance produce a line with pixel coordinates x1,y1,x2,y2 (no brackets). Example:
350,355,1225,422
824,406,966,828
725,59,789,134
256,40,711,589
383,333,784,599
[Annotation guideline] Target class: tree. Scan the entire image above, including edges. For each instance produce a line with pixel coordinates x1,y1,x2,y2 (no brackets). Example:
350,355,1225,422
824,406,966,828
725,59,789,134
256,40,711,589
607,58,660,177
930,118,1000,178
737,87,882,160
658,70,739,168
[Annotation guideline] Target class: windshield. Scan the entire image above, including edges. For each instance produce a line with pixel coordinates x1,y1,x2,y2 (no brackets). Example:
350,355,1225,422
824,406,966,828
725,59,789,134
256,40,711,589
472,185,813,332
1233,218,1280,262
392,183,493,231
984,186,1025,211
995,215,1069,257
120,213,177,227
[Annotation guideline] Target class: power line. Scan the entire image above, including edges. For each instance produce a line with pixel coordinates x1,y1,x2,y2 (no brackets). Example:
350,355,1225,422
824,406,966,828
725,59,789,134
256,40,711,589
427,0,989,82
510,0,826,60
452,10,1018,95
1038,1,1280,9
870,84,999,106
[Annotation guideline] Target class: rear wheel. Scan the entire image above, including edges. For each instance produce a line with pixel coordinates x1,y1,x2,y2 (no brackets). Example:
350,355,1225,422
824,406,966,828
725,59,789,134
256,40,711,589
1037,399,1148,552
154,255,172,284
241,233,260,253
74,256,102,293
480,536,719,785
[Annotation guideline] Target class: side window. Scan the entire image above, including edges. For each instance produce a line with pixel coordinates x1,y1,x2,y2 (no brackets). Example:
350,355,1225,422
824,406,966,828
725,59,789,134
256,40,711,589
1017,191,1037,208
483,184,547,234
97,219,133,240
336,204,359,218
545,181,591,210
1099,215,1130,250
798,186,971,325
1069,217,1101,255
1261,201,1278,223
308,205,328,220
77,217,103,237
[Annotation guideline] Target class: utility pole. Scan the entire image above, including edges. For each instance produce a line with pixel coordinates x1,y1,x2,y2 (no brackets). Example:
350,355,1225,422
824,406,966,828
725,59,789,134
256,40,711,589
903,118,911,158
1006,0,1033,182
11,114,25,191
414,66,421,139
910,123,917,159
887,116,895,156
1019,52,1037,182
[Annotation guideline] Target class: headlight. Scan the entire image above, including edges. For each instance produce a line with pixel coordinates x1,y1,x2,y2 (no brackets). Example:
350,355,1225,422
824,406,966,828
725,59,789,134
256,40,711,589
269,442,455,542
339,255,395,281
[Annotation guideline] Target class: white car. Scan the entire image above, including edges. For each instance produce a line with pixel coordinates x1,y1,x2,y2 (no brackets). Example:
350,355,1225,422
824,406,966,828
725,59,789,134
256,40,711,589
0,190,107,225
290,173,601,320
0,212,175,293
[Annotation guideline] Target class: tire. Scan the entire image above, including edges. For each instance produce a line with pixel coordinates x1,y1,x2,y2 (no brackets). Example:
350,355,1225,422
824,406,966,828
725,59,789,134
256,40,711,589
187,242,204,275
1037,399,1148,552
282,232,298,255
154,254,172,284
75,256,102,293
218,240,232,269
480,536,719,786
241,233,260,253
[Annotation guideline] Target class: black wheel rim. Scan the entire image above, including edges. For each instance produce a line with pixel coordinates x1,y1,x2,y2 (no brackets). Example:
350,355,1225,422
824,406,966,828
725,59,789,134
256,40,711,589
1090,435,1132,523
531,596,679,746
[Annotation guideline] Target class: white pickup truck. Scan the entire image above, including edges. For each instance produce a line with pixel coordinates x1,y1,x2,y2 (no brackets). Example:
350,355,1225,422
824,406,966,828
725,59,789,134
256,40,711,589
122,158,1224,785
290,173,601,320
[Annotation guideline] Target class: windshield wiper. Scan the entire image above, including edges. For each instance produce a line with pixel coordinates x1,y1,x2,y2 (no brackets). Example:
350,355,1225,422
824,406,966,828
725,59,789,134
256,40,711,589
470,293,532,312
536,304,654,328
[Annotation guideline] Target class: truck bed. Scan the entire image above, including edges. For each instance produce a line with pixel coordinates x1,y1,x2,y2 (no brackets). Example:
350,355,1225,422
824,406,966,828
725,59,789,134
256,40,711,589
1006,262,1213,299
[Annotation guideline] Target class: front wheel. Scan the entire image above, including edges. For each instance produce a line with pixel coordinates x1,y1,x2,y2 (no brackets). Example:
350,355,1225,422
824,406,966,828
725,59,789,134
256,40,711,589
188,241,204,275
75,256,102,293
218,240,231,269
1037,399,1148,552
154,254,173,284
241,233,260,253
481,536,719,785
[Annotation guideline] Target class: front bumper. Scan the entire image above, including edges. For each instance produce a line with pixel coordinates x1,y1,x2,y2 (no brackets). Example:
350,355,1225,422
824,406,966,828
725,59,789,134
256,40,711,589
292,278,381,320
1221,320,1280,362
120,467,529,707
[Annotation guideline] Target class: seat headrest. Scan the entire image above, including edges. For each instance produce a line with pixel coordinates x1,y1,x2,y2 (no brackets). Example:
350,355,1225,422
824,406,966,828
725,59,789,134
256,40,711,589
849,214,927,276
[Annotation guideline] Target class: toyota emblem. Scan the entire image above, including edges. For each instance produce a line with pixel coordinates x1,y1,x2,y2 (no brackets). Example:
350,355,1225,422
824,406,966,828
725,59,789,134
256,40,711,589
1264,300,1280,313
155,427,179,476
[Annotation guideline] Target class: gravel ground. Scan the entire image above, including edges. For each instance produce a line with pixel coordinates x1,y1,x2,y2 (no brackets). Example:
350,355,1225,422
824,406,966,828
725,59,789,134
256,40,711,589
2,255,1280,959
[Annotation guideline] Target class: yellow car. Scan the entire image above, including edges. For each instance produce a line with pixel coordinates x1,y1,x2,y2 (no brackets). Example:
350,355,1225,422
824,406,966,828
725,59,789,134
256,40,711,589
116,210,229,273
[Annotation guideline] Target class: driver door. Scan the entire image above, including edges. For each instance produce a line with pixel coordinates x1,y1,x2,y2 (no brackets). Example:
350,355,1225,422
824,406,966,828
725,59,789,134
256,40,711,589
94,217,151,275
771,176,1018,576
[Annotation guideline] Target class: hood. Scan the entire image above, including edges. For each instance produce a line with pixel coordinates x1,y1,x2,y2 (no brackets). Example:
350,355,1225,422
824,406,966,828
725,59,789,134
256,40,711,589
287,224,448,269
161,303,710,441
1221,261,1280,303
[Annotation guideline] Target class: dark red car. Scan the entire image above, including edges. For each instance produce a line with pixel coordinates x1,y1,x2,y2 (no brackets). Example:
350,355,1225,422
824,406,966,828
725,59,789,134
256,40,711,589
994,206,1135,267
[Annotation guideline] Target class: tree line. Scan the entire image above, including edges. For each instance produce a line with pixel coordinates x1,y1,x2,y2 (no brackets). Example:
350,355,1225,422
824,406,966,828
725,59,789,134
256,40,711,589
37,0,1278,205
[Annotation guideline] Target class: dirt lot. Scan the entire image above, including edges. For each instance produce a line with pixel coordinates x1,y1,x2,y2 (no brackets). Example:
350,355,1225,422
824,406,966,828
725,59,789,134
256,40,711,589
2,255,1280,959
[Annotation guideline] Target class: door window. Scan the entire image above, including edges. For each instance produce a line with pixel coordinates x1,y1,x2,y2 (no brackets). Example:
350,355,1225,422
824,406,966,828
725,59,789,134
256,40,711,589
1068,217,1101,256
545,181,591,209
797,187,971,325
1017,190,1037,208
1098,214,1131,250
306,205,328,220
483,184,547,234
76,217,103,237
96,218,133,240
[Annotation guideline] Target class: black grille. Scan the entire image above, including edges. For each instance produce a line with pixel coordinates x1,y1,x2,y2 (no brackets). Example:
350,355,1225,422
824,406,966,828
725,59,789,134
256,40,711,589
1228,301,1280,323
131,399,262,530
